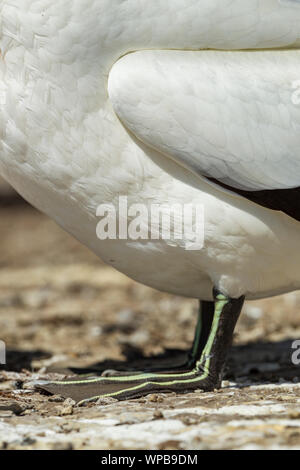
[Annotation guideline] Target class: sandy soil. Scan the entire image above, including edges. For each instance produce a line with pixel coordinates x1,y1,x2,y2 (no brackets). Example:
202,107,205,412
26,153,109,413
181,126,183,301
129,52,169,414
0,191,300,450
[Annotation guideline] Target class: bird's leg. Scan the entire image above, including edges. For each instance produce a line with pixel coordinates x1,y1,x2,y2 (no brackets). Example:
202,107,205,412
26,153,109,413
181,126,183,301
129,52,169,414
186,300,215,369
37,289,244,403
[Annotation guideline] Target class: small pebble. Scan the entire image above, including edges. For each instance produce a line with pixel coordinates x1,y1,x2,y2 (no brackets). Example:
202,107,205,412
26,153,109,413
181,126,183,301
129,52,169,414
181,415,201,426
0,401,26,416
22,437,36,446
95,397,118,406
153,409,164,419
59,405,73,416
51,442,73,451
48,395,64,403
63,398,76,407
147,394,163,403
60,423,80,434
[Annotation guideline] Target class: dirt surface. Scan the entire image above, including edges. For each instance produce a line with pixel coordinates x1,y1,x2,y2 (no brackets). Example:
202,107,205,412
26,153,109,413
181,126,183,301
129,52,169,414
0,192,300,450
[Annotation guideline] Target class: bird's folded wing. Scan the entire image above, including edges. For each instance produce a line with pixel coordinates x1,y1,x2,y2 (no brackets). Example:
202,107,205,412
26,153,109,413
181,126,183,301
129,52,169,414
108,50,300,192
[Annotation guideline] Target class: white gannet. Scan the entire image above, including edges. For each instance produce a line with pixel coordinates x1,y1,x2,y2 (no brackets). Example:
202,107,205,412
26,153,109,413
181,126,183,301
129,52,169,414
1,0,300,402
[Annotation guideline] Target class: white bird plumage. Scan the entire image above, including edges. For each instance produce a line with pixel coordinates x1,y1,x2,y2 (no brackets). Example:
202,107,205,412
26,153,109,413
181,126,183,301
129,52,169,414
1,0,300,303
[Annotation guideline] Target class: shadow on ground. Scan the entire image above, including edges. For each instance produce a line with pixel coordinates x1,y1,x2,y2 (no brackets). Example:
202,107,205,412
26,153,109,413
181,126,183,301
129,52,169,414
1,339,299,386
0,350,51,373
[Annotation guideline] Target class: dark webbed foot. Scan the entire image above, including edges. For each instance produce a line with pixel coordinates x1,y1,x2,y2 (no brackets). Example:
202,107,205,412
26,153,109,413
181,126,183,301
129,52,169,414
36,289,244,404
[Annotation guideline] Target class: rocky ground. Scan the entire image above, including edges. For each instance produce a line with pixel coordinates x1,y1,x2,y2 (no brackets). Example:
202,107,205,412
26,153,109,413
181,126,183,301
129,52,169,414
0,185,300,450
